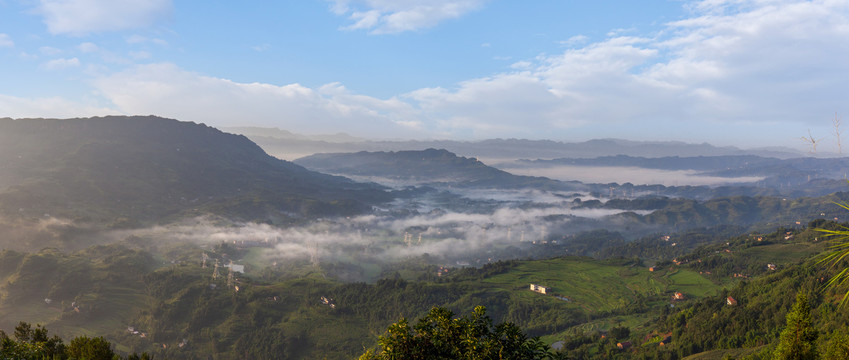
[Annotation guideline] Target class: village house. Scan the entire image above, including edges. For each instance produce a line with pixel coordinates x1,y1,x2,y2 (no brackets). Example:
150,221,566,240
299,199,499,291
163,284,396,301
529,284,551,294
617,342,632,350
672,292,685,300
727,296,738,306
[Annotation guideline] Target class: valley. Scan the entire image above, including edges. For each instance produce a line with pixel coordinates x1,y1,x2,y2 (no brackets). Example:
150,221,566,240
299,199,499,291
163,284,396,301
0,117,848,359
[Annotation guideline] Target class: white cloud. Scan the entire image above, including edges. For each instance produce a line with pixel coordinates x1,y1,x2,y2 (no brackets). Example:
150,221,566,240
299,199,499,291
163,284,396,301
37,0,172,35
128,50,151,60
330,0,488,34
92,63,421,137
39,46,62,55
125,35,168,46
559,35,589,46
0,94,115,119
42,57,80,70
399,0,849,142
0,34,13,47
251,44,271,52
10,0,849,148
78,42,99,53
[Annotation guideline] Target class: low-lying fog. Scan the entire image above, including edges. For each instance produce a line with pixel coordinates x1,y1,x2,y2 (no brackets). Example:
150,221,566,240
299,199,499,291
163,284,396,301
103,187,654,279
0,184,664,282
496,164,764,186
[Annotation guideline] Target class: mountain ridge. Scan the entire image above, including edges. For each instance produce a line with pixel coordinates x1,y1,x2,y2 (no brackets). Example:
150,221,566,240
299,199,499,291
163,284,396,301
0,116,391,224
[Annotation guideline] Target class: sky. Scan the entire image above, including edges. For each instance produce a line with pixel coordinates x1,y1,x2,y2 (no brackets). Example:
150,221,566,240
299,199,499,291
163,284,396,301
1,0,848,150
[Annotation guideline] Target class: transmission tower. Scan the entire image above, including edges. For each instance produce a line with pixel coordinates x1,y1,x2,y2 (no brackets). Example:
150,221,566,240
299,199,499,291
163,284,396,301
226,262,234,289
212,259,221,280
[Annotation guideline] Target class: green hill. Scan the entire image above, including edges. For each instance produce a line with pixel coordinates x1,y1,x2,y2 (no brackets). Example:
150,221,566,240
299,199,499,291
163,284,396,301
0,116,390,226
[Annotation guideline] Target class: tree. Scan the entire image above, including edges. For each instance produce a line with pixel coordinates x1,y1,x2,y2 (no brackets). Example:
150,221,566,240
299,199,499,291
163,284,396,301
66,335,116,360
773,292,818,360
0,322,65,359
0,322,147,360
823,328,849,360
609,326,630,341
359,306,552,360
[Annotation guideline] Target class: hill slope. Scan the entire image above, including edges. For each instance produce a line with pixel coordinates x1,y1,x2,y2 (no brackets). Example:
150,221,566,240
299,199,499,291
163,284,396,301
295,148,581,189
0,116,390,224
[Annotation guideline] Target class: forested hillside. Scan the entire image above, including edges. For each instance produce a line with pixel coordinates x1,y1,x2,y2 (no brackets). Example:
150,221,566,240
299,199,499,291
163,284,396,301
0,221,845,359
0,116,390,224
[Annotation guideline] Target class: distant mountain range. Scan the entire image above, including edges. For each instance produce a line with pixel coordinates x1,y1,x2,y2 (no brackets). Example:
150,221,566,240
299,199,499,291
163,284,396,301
294,148,579,190
0,116,390,224
295,148,849,200
226,127,806,161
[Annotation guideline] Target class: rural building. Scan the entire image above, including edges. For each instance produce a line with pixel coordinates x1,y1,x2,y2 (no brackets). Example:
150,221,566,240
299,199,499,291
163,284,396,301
617,342,632,350
672,292,685,300
767,263,777,271
529,284,551,294
727,296,738,306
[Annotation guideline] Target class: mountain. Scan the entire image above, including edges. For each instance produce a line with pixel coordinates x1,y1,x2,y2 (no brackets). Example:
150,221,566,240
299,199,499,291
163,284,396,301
512,154,849,179
226,127,805,161
294,148,581,189
220,126,366,143
0,116,390,224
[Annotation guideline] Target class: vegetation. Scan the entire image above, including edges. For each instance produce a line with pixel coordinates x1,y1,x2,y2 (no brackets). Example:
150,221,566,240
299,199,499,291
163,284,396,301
773,293,818,360
0,321,148,360
0,116,390,226
359,306,551,360
815,201,849,306
0,222,830,359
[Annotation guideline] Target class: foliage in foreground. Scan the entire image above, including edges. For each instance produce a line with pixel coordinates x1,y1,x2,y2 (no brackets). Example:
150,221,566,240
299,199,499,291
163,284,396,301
816,201,849,306
773,293,818,360
0,321,148,360
359,306,553,360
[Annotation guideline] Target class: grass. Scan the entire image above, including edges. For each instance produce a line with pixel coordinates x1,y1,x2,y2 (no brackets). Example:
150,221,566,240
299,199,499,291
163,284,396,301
482,257,722,313
683,346,767,359
666,270,719,298
737,242,824,264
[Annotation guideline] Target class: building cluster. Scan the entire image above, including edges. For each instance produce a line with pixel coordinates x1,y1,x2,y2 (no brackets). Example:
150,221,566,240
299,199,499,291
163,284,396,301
320,296,336,309
126,326,148,338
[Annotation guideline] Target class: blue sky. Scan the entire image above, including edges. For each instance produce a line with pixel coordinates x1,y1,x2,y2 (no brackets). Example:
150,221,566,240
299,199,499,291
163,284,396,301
1,0,848,150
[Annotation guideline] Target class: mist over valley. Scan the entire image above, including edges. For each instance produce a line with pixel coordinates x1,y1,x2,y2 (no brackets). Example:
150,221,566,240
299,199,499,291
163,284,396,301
1,116,848,359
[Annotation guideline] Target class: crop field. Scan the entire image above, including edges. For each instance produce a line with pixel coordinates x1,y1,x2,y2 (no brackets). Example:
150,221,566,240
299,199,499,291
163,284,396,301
482,257,723,313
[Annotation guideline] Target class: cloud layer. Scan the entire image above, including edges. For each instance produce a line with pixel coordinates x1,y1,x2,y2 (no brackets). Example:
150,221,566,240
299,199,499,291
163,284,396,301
330,0,488,34
37,0,172,35
92,63,420,136
91,0,849,143
0,34,13,48
4,0,849,148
